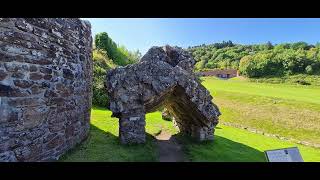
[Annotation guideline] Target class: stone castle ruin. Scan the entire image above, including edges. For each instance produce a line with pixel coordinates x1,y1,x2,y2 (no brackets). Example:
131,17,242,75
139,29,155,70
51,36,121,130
0,18,220,161
106,46,221,144
0,18,92,161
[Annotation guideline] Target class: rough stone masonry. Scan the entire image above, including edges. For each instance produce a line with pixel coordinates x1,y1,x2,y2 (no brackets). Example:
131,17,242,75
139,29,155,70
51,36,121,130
0,18,92,162
105,46,221,144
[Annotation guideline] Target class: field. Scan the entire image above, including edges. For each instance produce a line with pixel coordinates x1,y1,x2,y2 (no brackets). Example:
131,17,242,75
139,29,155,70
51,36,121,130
60,77,320,162
202,77,320,145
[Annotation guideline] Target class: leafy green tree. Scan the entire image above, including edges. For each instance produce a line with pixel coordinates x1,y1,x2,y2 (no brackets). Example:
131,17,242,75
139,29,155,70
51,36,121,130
95,32,118,62
291,42,309,50
95,32,141,66
274,43,291,50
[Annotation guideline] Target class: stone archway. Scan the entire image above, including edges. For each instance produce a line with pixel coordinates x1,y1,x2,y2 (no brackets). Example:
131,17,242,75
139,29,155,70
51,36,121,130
105,45,221,144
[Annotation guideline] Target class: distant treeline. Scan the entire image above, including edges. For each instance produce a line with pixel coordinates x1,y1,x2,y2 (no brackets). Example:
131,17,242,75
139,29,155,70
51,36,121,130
188,41,320,77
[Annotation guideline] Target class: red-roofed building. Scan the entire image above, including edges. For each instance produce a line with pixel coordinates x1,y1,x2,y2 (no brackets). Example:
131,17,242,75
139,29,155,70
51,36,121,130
198,69,239,79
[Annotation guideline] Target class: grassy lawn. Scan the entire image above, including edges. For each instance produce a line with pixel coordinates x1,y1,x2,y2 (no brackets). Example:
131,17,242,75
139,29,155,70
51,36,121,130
183,125,320,162
247,74,320,86
60,107,320,162
202,77,320,145
59,107,157,162
59,107,178,162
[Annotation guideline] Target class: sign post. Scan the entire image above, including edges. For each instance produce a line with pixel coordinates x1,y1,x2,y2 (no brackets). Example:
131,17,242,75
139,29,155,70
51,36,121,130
264,147,304,162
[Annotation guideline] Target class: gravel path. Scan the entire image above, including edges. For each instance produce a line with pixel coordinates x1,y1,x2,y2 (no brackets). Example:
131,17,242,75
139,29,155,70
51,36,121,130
155,130,188,162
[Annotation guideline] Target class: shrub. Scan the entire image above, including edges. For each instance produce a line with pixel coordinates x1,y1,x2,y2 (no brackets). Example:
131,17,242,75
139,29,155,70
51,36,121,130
305,65,313,74
92,87,109,107
92,49,115,108
295,80,311,85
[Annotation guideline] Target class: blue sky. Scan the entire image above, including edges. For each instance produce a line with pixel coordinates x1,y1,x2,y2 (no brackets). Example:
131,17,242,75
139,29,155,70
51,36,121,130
82,18,320,54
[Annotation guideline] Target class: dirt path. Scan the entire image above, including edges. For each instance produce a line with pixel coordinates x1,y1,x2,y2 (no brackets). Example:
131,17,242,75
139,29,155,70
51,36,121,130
155,129,188,162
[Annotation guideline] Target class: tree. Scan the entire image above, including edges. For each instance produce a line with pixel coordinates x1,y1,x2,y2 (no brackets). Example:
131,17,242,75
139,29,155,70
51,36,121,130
239,55,254,77
259,42,273,51
95,32,141,66
274,43,291,50
189,41,320,77
95,32,118,62
266,41,273,50
291,42,309,50
195,59,207,70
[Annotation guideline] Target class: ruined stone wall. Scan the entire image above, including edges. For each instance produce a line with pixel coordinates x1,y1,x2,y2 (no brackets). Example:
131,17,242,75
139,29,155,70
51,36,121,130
106,46,220,144
0,18,92,161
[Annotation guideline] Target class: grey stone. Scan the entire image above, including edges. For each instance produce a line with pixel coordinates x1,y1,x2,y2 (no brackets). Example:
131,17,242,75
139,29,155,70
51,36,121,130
0,151,17,162
106,45,221,144
0,18,92,162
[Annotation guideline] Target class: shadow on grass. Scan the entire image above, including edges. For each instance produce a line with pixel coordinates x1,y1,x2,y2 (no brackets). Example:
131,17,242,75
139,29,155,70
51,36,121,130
59,124,158,162
60,123,266,162
174,132,266,162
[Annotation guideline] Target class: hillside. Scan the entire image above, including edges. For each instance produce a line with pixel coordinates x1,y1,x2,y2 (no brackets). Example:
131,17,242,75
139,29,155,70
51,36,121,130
187,41,320,78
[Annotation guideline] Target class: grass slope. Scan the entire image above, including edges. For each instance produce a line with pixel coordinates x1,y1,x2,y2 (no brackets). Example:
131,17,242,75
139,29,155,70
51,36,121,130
60,107,320,162
202,77,320,145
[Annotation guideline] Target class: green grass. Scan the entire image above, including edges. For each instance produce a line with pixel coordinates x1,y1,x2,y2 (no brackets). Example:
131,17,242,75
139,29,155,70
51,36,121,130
60,107,320,162
247,74,320,86
59,107,157,162
203,76,320,105
181,124,320,162
202,76,320,145
60,107,178,162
